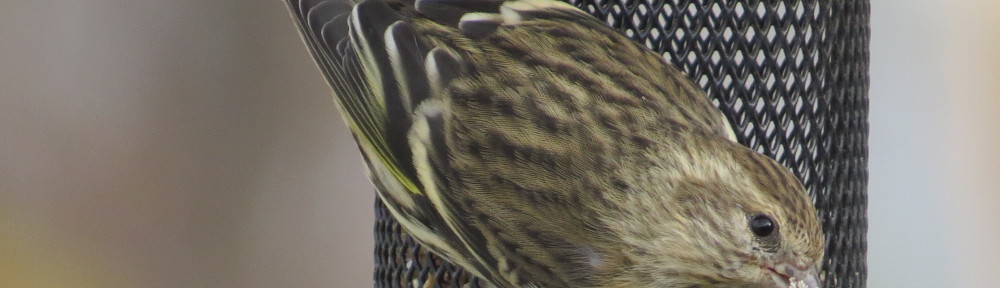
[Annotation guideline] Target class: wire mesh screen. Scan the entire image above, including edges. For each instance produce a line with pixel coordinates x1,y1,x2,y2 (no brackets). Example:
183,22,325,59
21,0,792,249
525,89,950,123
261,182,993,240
373,0,869,287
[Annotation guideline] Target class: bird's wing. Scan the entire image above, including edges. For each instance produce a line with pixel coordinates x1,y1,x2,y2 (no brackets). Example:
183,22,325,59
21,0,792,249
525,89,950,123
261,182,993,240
284,0,494,278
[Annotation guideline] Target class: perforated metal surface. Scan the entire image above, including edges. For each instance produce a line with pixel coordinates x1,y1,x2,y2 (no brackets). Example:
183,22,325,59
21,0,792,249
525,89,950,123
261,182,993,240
373,0,869,287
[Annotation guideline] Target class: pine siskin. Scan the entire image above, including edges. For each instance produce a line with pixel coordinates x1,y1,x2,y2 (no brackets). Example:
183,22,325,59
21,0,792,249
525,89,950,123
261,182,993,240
284,0,825,287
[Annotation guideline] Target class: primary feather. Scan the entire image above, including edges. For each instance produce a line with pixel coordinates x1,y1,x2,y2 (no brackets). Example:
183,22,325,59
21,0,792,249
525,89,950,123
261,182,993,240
284,1,824,287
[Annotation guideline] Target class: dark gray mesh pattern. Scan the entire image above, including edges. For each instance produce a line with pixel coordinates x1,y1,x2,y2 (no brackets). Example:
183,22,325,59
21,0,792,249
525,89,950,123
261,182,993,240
373,0,869,287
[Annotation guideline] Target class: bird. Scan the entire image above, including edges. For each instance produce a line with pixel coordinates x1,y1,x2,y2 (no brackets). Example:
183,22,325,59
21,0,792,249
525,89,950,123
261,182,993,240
282,0,825,287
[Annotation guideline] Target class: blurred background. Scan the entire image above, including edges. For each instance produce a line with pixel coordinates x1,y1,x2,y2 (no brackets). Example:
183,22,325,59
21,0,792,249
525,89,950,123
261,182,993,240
0,0,996,287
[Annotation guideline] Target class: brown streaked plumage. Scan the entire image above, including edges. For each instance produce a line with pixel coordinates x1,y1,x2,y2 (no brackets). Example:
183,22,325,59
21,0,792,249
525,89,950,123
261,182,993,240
283,0,825,287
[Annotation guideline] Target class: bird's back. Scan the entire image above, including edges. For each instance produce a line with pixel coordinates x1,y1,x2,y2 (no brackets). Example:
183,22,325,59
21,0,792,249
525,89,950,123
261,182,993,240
285,0,740,287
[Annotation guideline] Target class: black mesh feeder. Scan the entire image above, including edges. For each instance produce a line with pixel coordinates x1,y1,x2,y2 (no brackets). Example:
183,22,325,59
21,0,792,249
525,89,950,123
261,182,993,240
373,0,869,287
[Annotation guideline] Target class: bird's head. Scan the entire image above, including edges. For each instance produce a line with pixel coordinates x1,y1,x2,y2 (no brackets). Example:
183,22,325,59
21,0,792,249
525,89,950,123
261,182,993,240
596,135,825,288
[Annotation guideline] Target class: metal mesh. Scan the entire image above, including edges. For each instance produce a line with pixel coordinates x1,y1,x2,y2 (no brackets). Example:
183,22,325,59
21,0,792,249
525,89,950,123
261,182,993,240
373,0,869,287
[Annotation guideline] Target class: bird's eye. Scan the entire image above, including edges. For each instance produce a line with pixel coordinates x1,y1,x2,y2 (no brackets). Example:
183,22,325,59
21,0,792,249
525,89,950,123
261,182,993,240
749,214,776,237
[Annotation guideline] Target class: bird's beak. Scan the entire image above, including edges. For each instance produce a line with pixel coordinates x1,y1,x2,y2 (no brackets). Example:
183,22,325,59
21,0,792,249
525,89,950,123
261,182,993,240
770,263,821,288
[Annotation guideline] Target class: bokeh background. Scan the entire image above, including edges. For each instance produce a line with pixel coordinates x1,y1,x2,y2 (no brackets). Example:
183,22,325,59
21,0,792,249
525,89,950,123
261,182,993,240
1,0,996,287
